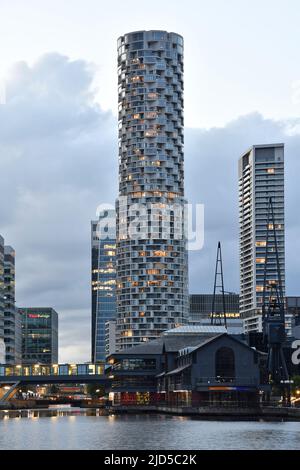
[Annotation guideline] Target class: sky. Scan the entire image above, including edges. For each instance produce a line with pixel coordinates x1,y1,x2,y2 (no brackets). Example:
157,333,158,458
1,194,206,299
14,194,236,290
0,0,299,362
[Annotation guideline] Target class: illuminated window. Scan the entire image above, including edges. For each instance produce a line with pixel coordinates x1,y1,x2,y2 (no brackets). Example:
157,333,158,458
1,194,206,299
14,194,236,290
267,168,275,174
256,258,265,264
153,250,166,257
256,241,266,247
147,269,160,275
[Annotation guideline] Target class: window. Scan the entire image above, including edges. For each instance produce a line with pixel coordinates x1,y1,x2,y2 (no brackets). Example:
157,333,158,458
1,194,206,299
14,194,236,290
215,347,235,381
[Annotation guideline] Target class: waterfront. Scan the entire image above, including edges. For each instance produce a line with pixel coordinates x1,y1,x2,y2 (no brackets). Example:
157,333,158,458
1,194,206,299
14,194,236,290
0,408,300,450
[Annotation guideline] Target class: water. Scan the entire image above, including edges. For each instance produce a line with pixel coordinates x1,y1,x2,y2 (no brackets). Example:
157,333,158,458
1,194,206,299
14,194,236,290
0,408,300,450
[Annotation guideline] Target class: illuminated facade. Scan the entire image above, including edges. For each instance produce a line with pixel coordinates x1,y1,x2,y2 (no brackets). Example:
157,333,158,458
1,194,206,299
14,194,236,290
19,307,58,364
91,210,116,362
116,30,188,349
239,144,285,328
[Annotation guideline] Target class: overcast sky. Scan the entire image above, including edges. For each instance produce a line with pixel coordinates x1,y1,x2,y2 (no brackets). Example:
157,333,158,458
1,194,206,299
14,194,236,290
0,0,299,362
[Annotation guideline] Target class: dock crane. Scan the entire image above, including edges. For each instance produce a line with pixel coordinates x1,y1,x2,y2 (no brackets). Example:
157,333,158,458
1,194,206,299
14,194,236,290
262,197,290,404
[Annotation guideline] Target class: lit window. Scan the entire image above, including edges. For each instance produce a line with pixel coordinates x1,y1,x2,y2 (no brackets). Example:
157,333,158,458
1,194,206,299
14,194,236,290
153,250,166,257
147,269,160,275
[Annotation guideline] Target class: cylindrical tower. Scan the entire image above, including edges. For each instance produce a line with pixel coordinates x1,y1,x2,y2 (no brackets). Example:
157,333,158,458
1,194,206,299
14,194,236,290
116,30,188,349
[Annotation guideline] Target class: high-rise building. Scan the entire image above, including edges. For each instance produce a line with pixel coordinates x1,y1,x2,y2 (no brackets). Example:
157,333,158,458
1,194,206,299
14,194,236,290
91,210,116,362
0,236,5,363
3,246,21,364
116,30,188,349
19,307,58,364
239,143,285,330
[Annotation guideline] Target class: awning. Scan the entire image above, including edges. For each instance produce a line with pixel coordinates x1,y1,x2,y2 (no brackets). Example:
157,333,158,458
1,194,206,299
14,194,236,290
165,364,191,376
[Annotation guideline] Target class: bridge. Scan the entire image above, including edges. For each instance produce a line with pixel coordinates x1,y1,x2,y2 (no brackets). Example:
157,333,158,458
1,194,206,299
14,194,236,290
0,363,111,402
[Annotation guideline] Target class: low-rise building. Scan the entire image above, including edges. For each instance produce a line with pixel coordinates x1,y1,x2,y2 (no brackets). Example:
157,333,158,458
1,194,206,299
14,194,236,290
107,327,267,407
189,294,240,323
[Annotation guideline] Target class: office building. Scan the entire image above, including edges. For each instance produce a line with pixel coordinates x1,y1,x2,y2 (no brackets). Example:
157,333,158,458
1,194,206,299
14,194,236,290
105,320,116,357
91,211,116,362
116,30,188,349
20,307,58,364
188,293,242,334
286,296,300,319
239,144,285,330
0,236,5,363
189,293,240,322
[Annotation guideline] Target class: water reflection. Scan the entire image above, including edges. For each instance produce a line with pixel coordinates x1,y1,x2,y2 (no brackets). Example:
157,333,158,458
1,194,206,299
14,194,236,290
0,407,108,420
0,408,299,450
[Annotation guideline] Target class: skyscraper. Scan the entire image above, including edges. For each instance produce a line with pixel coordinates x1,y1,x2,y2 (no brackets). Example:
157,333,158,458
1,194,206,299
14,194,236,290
3,246,22,364
91,210,116,362
239,144,285,331
116,30,188,349
0,236,5,363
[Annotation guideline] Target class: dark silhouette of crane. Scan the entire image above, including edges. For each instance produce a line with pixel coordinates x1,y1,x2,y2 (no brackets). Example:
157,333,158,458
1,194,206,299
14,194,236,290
262,197,290,404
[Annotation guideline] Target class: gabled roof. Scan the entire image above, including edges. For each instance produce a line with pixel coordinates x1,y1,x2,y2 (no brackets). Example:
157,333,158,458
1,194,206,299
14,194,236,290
107,332,264,360
188,332,262,355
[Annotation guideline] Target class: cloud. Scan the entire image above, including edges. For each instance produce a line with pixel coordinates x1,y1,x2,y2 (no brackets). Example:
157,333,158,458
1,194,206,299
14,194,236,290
0,53,117,362
0,53,299,362
186,113,300,297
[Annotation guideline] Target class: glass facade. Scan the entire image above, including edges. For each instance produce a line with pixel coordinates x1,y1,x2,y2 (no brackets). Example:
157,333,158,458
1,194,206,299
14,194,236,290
91,210,116,362
20,308,58,364
116,30,188,349
189,294,240,321
239,144,285,325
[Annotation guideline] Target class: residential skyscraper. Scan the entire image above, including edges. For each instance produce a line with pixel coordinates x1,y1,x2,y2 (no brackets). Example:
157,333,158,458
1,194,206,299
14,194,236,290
239,144,285,330
91,210,116,362
0,236,5,363
3,246,21,364
19,307,58,364
116,30,188,349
